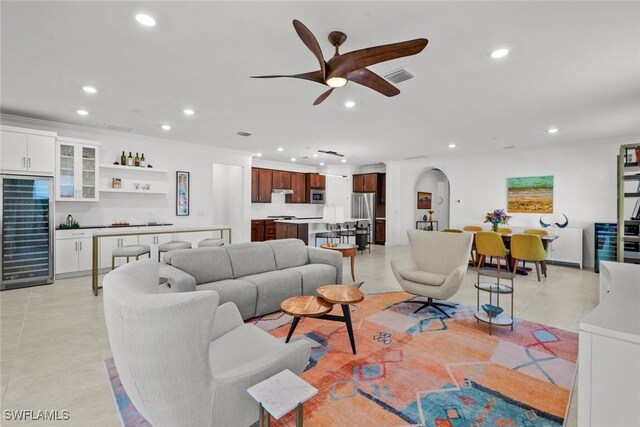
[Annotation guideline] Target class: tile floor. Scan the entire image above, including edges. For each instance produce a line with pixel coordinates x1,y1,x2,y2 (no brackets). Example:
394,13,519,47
0,244,598,426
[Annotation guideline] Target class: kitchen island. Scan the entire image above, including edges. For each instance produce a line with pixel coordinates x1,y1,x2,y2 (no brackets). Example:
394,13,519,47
274,218,361,247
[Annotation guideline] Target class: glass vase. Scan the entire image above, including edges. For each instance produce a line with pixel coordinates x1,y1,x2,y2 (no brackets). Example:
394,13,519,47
491,223,498,232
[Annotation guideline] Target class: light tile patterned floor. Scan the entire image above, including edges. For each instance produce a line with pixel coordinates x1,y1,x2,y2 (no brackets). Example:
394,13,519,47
0,244,596,426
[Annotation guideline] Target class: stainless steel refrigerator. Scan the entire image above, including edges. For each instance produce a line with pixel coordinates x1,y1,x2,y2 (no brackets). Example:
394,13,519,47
351,192,375,245
1,175,54,290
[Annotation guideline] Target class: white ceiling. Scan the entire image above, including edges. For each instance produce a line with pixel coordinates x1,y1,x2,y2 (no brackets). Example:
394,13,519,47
2,1,639,166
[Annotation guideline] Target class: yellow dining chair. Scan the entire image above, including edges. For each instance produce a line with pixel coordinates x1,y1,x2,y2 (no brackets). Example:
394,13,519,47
475,231,510,272
497,227,512,234
523,229,550,275
463,226,484,267
510,234,547,281
442,228,463,233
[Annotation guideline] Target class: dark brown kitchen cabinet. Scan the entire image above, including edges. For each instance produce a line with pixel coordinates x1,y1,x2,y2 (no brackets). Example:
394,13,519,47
353,173,378,193
275,222,309,245
251,220,265,242
353,174,365,193
375,219,386,244
264,220,276,240
286,173,306,203
306,173,325,189
251,168,273,203
272,170,291,189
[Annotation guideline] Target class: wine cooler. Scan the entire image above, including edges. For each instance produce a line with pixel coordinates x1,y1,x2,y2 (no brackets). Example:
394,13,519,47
1,175,54,290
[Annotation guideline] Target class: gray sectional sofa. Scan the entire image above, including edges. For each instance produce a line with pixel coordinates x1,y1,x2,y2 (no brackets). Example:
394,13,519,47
159,239,343,319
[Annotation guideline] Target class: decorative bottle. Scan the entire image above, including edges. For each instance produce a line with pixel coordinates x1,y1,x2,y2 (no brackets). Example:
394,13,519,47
135,153,140,167
140,153,146,167
127,152,133,166
120,151,126,165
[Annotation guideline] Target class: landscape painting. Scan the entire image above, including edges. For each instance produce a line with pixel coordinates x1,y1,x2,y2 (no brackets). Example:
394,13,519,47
507,176,554,213
417,192,432,209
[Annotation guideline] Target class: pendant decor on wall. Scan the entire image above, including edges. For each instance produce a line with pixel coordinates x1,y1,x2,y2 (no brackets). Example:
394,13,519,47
539,213,569,228
176,171,190,216
507,176,554,213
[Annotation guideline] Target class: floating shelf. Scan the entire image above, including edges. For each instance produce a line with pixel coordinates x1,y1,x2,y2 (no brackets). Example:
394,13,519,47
100,188,167,194
100,164,168,174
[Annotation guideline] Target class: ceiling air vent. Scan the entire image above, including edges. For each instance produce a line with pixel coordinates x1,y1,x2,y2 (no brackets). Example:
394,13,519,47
104,123,134,133
236,131,252,137
384,68,414,84
318,150,344,157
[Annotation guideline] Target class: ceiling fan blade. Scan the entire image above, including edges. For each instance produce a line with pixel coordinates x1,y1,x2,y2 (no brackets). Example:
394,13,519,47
250,70,325,84
327,38,428,78
347,68,400,97
292,19,327,79
313,88,334,105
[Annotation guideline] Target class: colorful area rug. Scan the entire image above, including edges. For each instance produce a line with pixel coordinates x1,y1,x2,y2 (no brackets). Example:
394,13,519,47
105,292,577,426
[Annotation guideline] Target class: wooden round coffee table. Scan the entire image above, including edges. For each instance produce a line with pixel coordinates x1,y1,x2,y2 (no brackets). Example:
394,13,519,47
281,285,364,354
320,243,358,281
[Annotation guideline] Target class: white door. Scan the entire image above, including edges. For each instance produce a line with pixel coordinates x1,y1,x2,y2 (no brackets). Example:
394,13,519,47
55,239,79,274
57,142,77,200
0,130,28,173
27,134,55,175
77,237,93,271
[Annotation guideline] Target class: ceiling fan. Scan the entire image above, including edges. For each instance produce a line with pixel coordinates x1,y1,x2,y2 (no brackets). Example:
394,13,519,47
251,19,428,105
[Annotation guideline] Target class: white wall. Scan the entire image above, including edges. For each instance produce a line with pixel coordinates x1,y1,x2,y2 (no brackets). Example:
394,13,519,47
1,115,253,242
386,137,636,268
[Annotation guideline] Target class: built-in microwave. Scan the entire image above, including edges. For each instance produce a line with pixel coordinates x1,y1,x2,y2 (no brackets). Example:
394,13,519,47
310,189,326,204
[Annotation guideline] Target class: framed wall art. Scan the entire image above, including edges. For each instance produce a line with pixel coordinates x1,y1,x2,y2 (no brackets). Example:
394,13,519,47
417,192,432,210
507,175,553,213
176,171,190,216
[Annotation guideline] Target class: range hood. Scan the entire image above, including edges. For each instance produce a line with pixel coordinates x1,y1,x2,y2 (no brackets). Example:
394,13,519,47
272,189,294,195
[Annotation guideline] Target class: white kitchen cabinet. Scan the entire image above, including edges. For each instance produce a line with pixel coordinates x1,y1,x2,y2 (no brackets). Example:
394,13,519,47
55,229,95,276
546,227,583,268
1,126,56,175
139,232,172,261
56,137,100,201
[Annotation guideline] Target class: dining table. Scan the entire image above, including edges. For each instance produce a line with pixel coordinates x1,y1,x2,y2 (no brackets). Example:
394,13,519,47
470,231,559,276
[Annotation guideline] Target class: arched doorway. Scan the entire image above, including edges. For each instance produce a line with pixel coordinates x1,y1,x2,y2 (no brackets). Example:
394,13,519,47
414,168,451,230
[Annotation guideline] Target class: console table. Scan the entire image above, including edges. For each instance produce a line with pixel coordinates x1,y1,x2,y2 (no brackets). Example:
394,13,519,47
91,226,232,296
416,220,439,231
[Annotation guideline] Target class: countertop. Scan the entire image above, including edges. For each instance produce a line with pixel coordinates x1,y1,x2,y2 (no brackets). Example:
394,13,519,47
56,223,173,230
274,218,360,224
251,217,323,221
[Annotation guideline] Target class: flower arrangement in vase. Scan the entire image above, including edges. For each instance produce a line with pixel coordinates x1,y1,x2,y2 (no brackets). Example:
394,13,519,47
484,209,508,232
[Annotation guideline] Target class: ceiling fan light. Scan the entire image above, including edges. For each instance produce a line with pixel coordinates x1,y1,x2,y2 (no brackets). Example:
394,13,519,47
326,77,347,88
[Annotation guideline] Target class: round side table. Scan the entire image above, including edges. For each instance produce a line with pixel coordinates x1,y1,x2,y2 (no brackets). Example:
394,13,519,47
320,243,358,281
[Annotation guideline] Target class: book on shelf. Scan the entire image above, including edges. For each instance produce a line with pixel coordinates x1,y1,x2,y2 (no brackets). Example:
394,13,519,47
112,178,121,189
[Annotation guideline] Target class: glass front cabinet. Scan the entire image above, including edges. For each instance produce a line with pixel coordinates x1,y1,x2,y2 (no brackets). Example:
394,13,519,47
55,137,100,201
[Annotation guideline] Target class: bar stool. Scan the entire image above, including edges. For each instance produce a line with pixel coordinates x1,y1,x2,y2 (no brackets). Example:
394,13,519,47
112,245,151,269
158,241,192,261
198,238,225,247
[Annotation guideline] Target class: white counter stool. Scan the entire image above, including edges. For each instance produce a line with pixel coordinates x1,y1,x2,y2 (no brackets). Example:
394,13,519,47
158,241,192,261
198,238,225,247
112,245,151,269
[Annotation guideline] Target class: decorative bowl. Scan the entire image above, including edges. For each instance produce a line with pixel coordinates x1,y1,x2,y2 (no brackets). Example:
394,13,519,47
481,304,504,318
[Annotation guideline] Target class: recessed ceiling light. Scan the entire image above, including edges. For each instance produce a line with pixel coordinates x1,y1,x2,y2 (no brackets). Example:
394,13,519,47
547,128,559,134
344,100,356,108
448,143,456,148
320,162,325,166
82,86,97,94
277,147,284,152
312,153,319,158
76,109,88,116
256,152,262,157
341,159,347,163
135,14,156,27
161,124,171,130
490,48,509,59
291,158,296,162
183,108,194,116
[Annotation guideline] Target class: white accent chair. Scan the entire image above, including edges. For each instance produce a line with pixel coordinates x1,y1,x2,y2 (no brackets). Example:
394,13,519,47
103,260,311,427
391,230,473,317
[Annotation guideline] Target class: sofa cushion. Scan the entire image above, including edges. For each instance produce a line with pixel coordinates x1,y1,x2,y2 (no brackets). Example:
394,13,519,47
198,279,257,320
225,242,277,278
399,270,448,286
287,264,338,295
165,247,233,285
241,270,302,316
265,239,309,270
